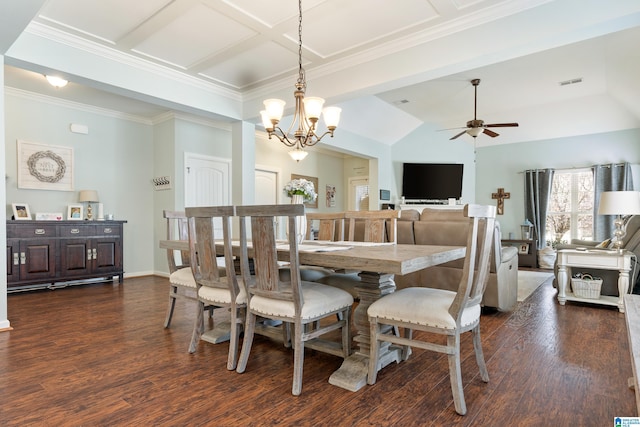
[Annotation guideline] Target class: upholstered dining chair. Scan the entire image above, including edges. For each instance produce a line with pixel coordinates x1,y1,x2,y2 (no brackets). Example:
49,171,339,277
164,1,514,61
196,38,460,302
235,204,353,396
344,209,399,243
185,206,246,371
163,210,196,328
367,204,496,416
305,212,345,241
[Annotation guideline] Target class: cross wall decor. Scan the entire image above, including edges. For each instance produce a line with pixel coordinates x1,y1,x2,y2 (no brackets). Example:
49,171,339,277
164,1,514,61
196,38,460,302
491,188,510,215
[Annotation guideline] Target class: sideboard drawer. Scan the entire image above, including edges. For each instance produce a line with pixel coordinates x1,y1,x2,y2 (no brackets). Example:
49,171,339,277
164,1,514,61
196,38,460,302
9,225,57,238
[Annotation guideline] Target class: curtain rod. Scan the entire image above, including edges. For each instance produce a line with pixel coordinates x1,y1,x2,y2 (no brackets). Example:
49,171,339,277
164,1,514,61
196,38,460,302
518,162,629,174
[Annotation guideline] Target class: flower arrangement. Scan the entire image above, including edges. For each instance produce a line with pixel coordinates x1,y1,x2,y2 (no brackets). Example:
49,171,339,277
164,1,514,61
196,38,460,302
284,178,317,202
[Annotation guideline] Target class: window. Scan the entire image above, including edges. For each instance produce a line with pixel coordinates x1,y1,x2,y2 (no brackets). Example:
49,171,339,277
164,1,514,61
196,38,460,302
546,169,594,245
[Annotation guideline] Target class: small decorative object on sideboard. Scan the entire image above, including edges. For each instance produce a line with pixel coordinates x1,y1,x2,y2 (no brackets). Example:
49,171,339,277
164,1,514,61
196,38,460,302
67,204,83,220
571,273,603,299
11,203,32,220
78,189,99,220
521,219,534,239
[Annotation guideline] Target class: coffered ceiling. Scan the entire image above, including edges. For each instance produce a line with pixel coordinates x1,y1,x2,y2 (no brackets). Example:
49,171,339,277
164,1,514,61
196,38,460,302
3,0,640,147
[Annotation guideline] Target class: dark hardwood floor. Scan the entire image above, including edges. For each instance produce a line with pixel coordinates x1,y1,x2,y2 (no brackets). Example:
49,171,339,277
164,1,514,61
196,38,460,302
0,273,636,426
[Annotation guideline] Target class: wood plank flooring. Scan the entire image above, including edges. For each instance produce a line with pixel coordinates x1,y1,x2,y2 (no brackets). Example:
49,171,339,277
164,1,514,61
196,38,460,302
0,273,636,426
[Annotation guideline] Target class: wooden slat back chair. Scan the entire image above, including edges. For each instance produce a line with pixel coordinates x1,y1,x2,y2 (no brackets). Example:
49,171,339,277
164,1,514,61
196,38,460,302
305,212,345,241
185,206,246,370
163,210,196,328
344,210,399,243
235,204,354,396
367,204,496,415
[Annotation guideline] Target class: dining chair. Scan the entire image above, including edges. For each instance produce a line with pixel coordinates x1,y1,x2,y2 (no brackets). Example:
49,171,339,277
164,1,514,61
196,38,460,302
185,205,246,370
344,209,399,243
367,204,496,416
162,210,196,328
305,212,345,241
235,204,353,396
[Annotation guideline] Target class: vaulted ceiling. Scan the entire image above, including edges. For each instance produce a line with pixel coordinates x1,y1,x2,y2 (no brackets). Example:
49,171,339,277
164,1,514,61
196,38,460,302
3,0,640,148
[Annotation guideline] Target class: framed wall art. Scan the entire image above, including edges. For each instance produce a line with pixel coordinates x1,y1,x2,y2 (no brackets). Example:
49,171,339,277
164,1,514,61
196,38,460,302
17,140,74,191
291,174,319,209
67,204,83,220
518,243,530,255
12,203,32,220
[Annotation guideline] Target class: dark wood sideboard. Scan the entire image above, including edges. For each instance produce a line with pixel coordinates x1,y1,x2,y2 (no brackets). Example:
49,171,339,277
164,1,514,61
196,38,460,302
6,220,126,292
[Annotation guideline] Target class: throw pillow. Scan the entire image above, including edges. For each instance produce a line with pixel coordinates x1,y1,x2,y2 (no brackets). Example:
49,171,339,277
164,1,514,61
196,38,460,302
595,238,611,248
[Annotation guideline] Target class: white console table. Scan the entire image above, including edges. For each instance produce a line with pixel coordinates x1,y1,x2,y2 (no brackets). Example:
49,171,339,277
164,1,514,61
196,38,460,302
556,248,633,312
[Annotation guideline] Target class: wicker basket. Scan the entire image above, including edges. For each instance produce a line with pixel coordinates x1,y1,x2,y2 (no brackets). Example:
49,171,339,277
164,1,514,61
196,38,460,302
571,276,603,299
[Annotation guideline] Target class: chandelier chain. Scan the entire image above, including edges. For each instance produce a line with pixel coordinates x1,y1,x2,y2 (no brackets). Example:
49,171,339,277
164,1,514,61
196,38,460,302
297,0,305,87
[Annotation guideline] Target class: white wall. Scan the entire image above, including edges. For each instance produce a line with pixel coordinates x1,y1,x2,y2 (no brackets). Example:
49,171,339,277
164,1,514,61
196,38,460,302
476,129,640,240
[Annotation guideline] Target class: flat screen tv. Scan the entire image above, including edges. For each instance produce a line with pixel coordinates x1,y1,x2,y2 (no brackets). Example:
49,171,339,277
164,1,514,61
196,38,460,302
402,163,463,200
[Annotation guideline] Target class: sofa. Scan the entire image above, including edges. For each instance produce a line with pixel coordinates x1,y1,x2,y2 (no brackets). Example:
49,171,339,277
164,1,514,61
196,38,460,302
391,207,519,311
553,215,640,295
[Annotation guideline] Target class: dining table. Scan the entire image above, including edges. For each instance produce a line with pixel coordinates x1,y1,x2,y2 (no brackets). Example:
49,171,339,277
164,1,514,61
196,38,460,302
160,239,466,392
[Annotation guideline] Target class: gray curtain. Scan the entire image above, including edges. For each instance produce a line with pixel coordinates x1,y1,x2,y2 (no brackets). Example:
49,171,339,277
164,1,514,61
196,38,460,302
524,169,555,250
593,162,634,241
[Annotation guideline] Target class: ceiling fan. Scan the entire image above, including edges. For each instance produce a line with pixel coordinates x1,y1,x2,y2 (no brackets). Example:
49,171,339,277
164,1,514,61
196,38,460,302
448,78,519,140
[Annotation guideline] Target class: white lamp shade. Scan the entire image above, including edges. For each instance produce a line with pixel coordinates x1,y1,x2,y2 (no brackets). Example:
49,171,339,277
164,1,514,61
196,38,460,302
260,110,273,130
322,106,342,128
78,190,99,203
263,99,286,121
288,148,309,162
303,97,325,120
467,127,483,137
598,191,640,215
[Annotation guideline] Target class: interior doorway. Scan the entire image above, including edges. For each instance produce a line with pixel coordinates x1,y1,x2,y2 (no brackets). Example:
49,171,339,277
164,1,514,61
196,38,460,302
348,177,369,211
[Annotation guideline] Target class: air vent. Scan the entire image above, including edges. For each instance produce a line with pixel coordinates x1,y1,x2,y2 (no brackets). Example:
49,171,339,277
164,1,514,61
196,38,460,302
559,77,583,86
393,99,410,105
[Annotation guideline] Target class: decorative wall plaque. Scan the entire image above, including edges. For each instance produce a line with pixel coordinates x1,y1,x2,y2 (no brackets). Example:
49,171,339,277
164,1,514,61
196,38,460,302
17,140,74,191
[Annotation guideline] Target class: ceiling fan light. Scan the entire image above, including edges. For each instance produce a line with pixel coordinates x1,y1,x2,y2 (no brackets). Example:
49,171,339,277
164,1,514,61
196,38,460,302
467,127,483,137
303,97,324,120
263,99,285,122
323,106,342,129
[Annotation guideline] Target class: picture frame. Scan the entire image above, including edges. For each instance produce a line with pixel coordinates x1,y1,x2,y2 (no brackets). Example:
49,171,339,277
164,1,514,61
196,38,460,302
518,243,530,255
67,204,84,220
291,174,319,209
17,140,74,191
12,203,32,220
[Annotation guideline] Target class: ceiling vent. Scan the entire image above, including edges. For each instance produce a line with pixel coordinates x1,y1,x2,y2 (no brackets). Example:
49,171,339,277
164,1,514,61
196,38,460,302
559,77,583,86
393,99,410,105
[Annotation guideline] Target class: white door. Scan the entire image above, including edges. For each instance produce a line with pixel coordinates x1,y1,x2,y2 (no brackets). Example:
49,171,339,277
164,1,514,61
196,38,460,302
255,166,283,238
184,153,231,207
185,153,231,235
348,177,369,211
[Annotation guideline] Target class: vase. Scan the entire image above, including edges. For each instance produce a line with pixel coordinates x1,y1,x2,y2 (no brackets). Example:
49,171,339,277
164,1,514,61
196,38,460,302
290,194,307,244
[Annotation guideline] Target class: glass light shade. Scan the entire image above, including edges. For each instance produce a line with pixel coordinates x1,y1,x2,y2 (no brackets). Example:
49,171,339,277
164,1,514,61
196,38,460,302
263,99,286,121
288,148,309,162
260,110,273,130
322,106,342,128
45,75,68,88
598,191,640,215
78,190,99,203
302,97,325,120
467,127,483,137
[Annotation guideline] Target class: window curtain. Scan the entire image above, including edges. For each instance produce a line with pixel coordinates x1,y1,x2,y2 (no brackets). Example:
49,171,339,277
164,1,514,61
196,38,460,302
524,169,555,250
593,162,634,241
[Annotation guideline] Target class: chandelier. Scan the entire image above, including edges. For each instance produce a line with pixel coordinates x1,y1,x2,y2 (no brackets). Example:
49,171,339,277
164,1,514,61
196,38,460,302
261,0,341,162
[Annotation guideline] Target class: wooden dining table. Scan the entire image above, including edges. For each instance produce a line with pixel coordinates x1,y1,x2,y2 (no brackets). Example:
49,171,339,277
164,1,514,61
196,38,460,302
160,239,465,392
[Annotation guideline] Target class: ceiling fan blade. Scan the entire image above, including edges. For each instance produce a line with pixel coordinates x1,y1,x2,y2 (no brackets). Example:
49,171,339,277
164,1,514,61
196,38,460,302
483,128,499,137
437,126,467,132
484,123,519,128
450,130,467,140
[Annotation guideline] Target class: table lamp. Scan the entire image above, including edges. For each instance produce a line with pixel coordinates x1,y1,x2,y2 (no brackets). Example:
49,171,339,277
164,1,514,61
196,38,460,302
597,191,640,253
78,190,99,221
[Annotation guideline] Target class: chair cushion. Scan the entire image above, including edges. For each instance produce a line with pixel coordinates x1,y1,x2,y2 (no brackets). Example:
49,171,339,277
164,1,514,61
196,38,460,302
169,267,196,288
249,282,354,321
368,287,480,330
198,279,247,305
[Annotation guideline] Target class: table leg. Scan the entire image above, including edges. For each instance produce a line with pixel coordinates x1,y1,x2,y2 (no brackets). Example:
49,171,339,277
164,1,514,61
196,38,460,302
557,264,568,305
618,269,630,313
328,271,401,392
